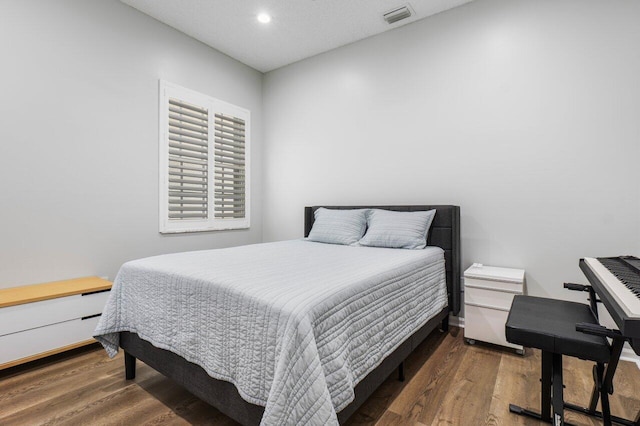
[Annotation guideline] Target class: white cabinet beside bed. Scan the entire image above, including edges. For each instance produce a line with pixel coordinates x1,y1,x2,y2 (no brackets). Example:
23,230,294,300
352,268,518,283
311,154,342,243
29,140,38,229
0,277,112,369
464,264,525,353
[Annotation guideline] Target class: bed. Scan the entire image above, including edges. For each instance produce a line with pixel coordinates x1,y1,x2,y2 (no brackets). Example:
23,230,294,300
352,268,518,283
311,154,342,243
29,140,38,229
94,204,461,425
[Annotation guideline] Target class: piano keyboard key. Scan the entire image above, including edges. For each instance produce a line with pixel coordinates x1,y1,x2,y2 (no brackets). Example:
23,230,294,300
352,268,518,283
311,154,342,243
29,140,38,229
584,257,640,318
598,257,640,298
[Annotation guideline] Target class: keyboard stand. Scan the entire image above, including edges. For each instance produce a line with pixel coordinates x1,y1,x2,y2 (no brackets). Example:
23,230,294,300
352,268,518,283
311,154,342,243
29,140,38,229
564,322,639,426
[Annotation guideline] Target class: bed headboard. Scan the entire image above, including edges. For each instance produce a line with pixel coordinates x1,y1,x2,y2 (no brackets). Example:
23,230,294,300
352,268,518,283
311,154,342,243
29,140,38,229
304,205,461,316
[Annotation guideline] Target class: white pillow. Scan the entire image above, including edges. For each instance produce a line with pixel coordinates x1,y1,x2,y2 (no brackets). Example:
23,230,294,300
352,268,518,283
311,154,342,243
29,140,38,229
359,209,436,249
307,208,368,245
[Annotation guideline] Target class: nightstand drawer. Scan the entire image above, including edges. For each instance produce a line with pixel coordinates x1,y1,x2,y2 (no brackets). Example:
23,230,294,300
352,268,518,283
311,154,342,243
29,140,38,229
465,305,521,350
465,285,517,311
464,277,523,294
0,290,110,336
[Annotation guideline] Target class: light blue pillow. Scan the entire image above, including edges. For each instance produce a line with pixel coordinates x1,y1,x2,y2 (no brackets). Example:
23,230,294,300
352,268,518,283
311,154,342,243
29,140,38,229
307,208,368,245
359,209,436,249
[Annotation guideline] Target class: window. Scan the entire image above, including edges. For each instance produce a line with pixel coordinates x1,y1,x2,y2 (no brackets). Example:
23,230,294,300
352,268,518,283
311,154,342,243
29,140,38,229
159,80,250,233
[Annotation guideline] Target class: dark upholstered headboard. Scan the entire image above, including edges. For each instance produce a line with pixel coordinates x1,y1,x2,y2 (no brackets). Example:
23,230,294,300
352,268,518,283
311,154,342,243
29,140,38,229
304,205,461,316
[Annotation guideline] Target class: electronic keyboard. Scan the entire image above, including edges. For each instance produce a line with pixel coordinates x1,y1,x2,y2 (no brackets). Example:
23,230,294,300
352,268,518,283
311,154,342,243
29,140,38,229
581,256,640,354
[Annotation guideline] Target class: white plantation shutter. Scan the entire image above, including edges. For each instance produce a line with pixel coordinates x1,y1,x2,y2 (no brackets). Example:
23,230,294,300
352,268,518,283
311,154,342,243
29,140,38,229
214,113,246,219
168,99,209,220
159,81,250,233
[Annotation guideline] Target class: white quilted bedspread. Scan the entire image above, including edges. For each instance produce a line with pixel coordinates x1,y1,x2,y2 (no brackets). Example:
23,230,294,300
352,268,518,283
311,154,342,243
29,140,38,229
94,240,447,425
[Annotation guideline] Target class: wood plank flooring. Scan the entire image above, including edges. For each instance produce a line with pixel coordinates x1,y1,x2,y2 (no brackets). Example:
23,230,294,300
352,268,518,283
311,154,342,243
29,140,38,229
1,327,639,425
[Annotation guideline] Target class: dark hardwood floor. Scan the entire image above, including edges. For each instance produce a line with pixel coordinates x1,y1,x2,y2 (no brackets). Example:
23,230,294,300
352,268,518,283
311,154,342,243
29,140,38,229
1,327,639,425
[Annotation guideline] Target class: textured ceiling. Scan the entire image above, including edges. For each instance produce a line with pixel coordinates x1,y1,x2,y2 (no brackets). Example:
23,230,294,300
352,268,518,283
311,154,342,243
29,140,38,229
121,0,473,72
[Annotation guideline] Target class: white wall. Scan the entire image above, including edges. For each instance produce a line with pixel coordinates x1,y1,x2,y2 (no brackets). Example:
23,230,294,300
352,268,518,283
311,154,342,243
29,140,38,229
2,0,638,305
0,0,263,288
263,0,640,301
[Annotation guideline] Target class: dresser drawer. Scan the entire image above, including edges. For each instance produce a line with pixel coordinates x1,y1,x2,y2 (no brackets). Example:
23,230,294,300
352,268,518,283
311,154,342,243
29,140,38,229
0,316,101,366
465,285,517,311
0,290,109,336
464,305,521,350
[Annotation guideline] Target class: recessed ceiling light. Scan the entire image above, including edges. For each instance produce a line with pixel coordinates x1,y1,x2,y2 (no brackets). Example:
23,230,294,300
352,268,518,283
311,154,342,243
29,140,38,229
257,13,271,24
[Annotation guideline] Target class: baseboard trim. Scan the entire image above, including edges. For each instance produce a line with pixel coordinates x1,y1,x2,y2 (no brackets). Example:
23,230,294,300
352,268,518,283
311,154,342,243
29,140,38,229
449,314,464,328
621,347,640,369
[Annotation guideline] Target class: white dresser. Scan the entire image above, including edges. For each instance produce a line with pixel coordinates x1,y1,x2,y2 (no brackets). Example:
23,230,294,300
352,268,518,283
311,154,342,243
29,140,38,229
464,264,525,353
0,277,111,369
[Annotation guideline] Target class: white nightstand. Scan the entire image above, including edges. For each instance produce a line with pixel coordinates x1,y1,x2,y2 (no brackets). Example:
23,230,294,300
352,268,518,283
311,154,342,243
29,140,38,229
464,264,525,353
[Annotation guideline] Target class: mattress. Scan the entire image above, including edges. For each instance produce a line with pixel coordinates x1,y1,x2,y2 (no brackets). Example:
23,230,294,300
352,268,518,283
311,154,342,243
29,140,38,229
94,239,447,425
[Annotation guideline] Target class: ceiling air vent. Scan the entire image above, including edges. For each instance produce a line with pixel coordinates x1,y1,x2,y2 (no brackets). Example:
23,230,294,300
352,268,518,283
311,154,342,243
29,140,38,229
383,5,412,24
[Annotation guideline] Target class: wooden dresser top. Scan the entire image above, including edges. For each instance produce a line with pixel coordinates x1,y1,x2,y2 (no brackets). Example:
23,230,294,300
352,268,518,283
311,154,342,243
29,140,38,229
0,277,112,308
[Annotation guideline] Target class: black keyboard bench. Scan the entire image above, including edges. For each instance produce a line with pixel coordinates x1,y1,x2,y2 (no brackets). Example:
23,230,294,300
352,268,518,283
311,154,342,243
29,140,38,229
505,293,632,426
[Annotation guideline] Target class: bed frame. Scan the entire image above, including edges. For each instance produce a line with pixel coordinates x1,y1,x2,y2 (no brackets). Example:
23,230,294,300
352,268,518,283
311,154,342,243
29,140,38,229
120,205,461,425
